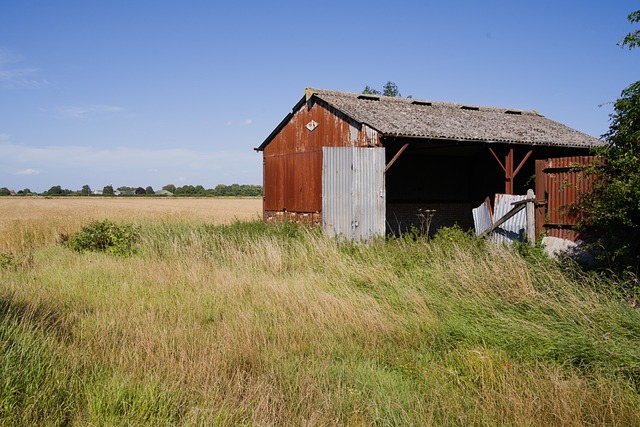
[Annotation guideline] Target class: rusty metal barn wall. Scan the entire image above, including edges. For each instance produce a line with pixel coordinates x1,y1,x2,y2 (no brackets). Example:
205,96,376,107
263,100,377,157
263,152,322,212
262,99,379,217
540,156,596,226
322,147,386,240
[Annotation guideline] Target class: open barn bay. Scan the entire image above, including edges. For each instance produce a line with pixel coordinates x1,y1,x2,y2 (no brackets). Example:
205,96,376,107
1,197,640,426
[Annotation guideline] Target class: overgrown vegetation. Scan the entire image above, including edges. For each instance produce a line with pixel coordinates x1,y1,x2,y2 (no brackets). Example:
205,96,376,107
2,216,640,426
575,10,640,276
64,219,138,256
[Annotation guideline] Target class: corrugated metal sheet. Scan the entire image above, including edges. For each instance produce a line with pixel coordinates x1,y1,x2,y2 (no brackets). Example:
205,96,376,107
322,147,385,240
472,198,493,236
492,193,528,244
261,94,380,220
263,152,322,212
535,156,598,241
540,156,595,226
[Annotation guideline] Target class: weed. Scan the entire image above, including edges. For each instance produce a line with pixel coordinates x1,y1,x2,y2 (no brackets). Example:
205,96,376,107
0,253,16,270
65,220,138,256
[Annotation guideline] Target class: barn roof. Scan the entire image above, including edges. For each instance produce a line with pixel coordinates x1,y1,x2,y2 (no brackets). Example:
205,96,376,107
257,88,603,150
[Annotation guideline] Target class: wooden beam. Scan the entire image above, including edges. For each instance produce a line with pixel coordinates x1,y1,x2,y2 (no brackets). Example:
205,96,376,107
488,146,506,173
385,143,410,173
512,148,534,179
478,202,526,239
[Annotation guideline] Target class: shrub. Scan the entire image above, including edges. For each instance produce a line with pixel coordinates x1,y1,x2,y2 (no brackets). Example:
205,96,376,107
65,220,138,256
0,253,16,270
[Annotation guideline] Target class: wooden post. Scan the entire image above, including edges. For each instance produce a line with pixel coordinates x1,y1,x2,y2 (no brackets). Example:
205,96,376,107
526,189,535,245
505,147,514,194
534,159,546,238
488,146,533,195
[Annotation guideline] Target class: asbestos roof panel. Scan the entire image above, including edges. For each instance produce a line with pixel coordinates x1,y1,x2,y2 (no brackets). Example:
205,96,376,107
307,88,603,148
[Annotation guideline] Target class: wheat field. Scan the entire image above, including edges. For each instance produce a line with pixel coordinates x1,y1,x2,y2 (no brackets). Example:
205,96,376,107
0,197,261,254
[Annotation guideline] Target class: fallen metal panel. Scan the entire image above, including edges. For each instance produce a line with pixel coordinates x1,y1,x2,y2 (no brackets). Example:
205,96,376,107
322,147,385,240
472,198,493,236
492,193,528,244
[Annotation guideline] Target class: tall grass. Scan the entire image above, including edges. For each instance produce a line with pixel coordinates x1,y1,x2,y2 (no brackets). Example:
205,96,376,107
1,216,640,426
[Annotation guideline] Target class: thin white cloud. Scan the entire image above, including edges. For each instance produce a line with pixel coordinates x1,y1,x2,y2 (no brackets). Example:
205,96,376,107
16,168,40,175
225,118,253,126
0,47,47,89
0,133,9,141
56,104,127,119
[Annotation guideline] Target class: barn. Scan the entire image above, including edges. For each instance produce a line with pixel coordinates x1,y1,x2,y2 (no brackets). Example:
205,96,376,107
255,88,603,240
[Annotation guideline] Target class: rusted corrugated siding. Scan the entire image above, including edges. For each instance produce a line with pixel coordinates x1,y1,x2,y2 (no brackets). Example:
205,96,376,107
264,152,322,212
539,156,596,226
262,98,380,217
536,156,598,241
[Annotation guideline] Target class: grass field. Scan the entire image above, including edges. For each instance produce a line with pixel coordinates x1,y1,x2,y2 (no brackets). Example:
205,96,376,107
1,197,640,426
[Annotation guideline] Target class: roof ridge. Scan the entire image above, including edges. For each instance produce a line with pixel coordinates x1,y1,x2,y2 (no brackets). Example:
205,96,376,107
305,87,539,116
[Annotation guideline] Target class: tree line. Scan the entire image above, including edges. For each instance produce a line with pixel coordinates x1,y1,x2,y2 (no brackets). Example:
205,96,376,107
0,183,262,197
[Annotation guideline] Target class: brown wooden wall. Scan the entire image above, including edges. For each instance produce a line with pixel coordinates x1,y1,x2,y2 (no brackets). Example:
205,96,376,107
262,99,379,214
535,156,598,240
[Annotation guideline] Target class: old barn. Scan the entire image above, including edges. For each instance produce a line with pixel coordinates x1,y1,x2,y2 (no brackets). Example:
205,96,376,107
256,88,602,240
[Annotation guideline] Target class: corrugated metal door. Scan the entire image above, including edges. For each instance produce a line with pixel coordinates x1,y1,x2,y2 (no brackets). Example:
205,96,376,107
322,147,386,240
535,156,598,240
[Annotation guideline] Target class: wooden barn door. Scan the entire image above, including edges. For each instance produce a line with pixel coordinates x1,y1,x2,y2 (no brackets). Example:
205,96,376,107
322,147,386,240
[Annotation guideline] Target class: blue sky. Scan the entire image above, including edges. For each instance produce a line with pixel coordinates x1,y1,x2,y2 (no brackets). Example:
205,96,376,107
1,1,638,193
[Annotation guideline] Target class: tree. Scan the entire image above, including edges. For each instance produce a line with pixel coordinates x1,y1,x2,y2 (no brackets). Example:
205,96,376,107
577,11,640,273
81,184,92,196
362,85,381,95
382,81,401,97
103,185,114,196
620,10,640,50
46,185,63,195
0,187,10,196
579,81,640,272
162,184,176,194
145,186,155,195
135,187,146,195
362,81,401,97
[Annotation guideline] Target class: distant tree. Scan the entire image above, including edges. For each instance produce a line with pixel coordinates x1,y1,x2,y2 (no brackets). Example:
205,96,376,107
620,10,640,49
16,188,31,196
382,81,401,97
135,187,146,195
81,184,92,196
162,184,176,194
210,183,262,197
362,85,381,95
362,81,401,97
145,186,155,195
0,187,10,196
46,185,63,195
117,186,135,192
103,185,114,196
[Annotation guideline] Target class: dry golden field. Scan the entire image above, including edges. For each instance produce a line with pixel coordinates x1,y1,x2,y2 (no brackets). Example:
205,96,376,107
0,197,261,254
